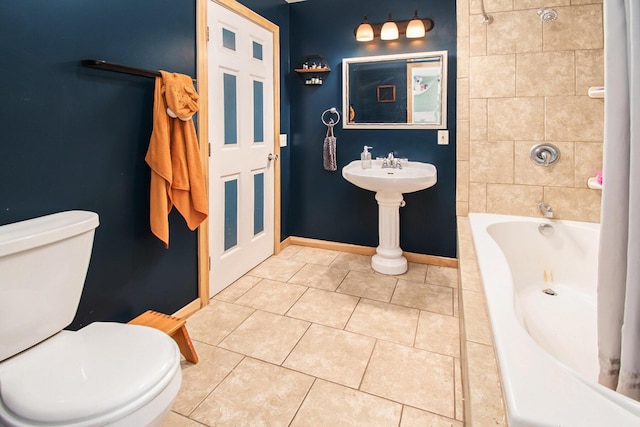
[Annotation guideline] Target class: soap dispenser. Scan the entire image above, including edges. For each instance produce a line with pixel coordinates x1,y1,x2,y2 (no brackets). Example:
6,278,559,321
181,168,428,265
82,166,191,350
361,146,372,169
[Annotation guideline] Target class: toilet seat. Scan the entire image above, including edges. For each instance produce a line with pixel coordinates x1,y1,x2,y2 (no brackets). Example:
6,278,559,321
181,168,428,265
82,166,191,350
0,322,180,426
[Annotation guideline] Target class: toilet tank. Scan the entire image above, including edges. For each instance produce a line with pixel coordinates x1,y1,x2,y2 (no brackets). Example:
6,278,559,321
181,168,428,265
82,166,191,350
0,211,99,362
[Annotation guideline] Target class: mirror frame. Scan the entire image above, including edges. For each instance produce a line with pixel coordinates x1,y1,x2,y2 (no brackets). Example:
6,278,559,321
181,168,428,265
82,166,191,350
342,50,448,129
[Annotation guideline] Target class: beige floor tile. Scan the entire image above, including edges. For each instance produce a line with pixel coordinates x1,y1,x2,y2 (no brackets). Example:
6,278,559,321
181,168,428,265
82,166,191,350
415,311,460,358
218,310,310,365
234,279,307,315
190,358,314,427
283,324,375,388
288,263,349,291
247,256,305,282
212,275,261,302
329,252,374,271
426,266,459,288
337,270,398,302
274,244,303,259
170,341,243,416
361,340,455,418
290,246,341,266
161,411,205,427
186,300,254,346
391,280,454,316
395,262,428,283
290,379,402,427
286,288,359,329
400,406,462,427
346,299,419,346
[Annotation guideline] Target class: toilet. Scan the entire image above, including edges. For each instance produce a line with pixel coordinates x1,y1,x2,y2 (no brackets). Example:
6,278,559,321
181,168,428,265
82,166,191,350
0,211,182,426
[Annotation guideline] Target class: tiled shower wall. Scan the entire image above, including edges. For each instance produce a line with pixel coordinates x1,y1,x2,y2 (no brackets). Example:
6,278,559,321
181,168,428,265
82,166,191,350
456,0,604,222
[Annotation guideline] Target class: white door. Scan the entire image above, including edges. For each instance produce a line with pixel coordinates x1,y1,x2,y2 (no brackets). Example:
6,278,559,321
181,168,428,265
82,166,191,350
208,0,276,296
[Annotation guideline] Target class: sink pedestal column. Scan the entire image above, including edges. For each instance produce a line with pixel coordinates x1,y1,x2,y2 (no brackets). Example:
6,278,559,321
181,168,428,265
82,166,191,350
371,192,407,275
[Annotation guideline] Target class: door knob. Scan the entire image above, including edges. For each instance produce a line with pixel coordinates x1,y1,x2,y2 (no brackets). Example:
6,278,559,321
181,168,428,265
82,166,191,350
268,153,279,161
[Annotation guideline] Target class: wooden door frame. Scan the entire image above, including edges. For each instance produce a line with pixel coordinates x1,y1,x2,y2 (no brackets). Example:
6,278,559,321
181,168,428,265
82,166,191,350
195,0,281,307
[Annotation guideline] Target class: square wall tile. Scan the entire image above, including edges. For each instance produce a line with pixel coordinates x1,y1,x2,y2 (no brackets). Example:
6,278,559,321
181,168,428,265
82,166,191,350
574,142,603,188
486,183,544,216
457,119,470,161
457,161,470,201
514,0,569,9
576,49,604,95
458,36,470,78
457,201,470,217
543,187,601,222
488,97,544,141
516,51,575,96
487,10,542,54
514,141,575,186
283,324,375,388
470,55,516,98
543,5,603,51
469,182,488,212
470,0,514,14
361,340,455,417
469,18,487,56
545,96,604,142
457,0,470,38
470,141,514,184
469,99,488,141
457,78,470,121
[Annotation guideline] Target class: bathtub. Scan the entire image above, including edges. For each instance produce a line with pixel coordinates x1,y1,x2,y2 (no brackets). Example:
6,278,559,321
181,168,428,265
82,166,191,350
468,213,640,427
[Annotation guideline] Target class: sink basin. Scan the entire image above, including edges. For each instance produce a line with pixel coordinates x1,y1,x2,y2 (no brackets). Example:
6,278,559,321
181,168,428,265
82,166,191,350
342,160,437,194
341,159,438,276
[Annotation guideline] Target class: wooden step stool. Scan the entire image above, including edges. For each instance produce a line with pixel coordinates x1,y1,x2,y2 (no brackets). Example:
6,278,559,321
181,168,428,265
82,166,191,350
128,310,199,363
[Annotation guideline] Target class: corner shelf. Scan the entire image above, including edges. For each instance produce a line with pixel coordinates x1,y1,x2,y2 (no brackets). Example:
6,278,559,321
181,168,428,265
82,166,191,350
294,54,330,85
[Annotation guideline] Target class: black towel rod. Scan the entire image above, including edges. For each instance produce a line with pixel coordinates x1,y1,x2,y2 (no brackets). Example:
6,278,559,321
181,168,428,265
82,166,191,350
81,59,196,83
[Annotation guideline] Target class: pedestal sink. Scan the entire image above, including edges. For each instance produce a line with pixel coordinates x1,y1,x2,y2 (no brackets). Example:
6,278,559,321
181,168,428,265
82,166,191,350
342,159,437,275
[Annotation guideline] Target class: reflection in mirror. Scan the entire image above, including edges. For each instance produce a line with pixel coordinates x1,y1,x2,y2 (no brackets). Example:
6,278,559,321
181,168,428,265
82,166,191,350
343,51,448,129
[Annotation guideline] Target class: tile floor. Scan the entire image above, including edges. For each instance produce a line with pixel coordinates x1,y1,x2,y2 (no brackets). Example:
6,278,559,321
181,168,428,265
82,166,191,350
161,245,463,427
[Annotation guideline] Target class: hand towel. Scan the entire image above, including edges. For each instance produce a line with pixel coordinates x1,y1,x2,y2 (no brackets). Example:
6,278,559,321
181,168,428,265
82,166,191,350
145,71,208,248
323,121,337,171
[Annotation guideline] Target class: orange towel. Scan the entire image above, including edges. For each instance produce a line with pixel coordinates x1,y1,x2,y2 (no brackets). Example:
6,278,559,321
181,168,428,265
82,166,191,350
145,71,208,248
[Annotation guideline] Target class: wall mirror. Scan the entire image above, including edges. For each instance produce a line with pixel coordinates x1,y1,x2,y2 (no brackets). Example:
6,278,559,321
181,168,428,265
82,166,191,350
342,50,448,129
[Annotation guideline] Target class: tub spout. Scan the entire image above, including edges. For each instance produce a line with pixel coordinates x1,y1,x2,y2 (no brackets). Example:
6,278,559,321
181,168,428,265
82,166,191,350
538,203,554,218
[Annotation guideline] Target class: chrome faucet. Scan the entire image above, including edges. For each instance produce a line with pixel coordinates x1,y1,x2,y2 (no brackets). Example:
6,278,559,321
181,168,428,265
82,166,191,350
538,202,554,218
382,152,402,169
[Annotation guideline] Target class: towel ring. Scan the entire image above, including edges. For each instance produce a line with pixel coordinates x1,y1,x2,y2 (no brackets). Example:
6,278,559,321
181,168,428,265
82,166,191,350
321,107,341,126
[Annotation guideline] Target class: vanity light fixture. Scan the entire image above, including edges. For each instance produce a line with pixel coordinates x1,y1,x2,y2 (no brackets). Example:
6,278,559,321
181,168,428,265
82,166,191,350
354,11,434,42
406,10,426,38
355,15,374,42
380,14,399,40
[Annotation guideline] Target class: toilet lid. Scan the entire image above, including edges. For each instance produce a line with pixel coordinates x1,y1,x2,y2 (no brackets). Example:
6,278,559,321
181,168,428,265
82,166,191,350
0,322,178,424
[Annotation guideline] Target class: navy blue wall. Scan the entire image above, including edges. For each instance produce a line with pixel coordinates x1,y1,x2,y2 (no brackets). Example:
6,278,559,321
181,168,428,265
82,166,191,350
288,0,457,257
0,1,198,328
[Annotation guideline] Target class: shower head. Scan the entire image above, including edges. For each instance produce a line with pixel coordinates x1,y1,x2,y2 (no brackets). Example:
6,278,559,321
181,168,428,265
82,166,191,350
538,8,558,22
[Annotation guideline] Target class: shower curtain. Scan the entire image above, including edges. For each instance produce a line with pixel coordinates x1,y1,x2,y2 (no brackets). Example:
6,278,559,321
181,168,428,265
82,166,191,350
597,0,640,401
